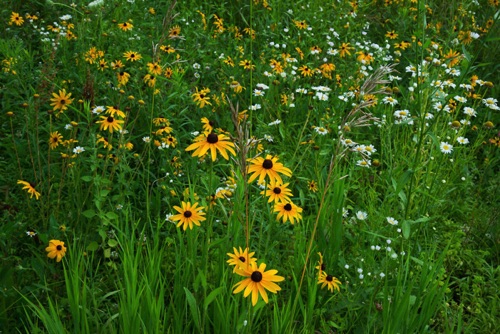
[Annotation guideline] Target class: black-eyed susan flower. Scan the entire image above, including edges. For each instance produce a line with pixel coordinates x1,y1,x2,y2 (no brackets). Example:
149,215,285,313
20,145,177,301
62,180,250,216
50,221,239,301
318,271,341,292
227,247,257,272
170,201,206,230
162,135,177,148
10,12,24,26
298,65,313,77
45,240,67,262
117,71,130,86
111,60,124,69
106,106,126,118
49,131,63,149
17,180,41,200
293,20,308,30
147,62,163,75
143,74,156,87
169,25,181,38
261,179,293,203
274,201,303,224
233,262,285,306
201,117,214,134
239,59,255,70
192,87,212,108
308,180,319,192
123,51,142,62
185,132,236,161
339,42,353,58
96,115,124,133
118,21,133,31
164,67,173,78
50,89,74,113
385,30,398,39
247,155,292,184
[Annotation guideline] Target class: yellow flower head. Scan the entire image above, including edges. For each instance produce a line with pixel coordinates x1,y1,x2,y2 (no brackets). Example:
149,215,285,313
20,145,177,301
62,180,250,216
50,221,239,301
17,180,41,200
233,262,285,306
50,89,74,113
227,247,257,272
170,201,206,230
274,201,303,224
45,240,67,262
247,155,292,184
185,132,236,161
318,271,341,293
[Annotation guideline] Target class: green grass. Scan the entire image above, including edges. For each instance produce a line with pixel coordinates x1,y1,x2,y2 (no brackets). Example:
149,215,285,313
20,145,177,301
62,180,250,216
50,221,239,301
1,0,499,332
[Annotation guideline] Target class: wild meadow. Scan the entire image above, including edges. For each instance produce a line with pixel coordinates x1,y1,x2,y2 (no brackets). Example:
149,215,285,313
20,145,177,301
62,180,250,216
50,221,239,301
1,0,499,332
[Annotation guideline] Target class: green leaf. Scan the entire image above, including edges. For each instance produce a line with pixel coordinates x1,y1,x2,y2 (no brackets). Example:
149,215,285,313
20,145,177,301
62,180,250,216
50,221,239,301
82,209,96,219
402,220,411,239
203,287,224,310
81,176,93,182
100,189,110,197
108,239,118,248
86,241,99,251
104,248,111,258
105,212,118,220
184,287,200,331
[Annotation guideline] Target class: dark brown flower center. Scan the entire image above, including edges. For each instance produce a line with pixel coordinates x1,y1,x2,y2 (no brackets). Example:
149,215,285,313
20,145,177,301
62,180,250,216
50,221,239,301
326,275,333,282
251,271,262,282
262,159,273,169
56,245,62,251
130,54,135,58
207,133,218,144
273,187,281,194
183,210,192,218
199,94,205,99
60,99,66,105
239,256,246,262
284,203,292,211
107,116,114,123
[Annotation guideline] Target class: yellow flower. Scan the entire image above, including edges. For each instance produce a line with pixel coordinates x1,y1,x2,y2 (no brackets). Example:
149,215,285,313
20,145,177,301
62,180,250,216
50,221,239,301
123,51,142,62
169,25,181,38
170,201,206,230
192,87,212,108
247,155,292,184
50,89,74,113
10,12,24,26
45,240,67,262
17,180,41,200
201,117,214,134
385,30,398,39
233,262,285,306
261,179,293,203
227,247,257,272
49,131,63,149
339,42,353,58
147,62,163,75
118,21,133,31
298,65,313,77
96,115,124,133
185,132,236,161
293,20,308,30
274,201,303,224
117,71,130,86
239,59,255,70
318,271,341,292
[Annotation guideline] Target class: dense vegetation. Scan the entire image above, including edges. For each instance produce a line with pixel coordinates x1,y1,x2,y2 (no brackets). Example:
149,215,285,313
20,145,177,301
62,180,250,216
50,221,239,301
1,0,499,332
